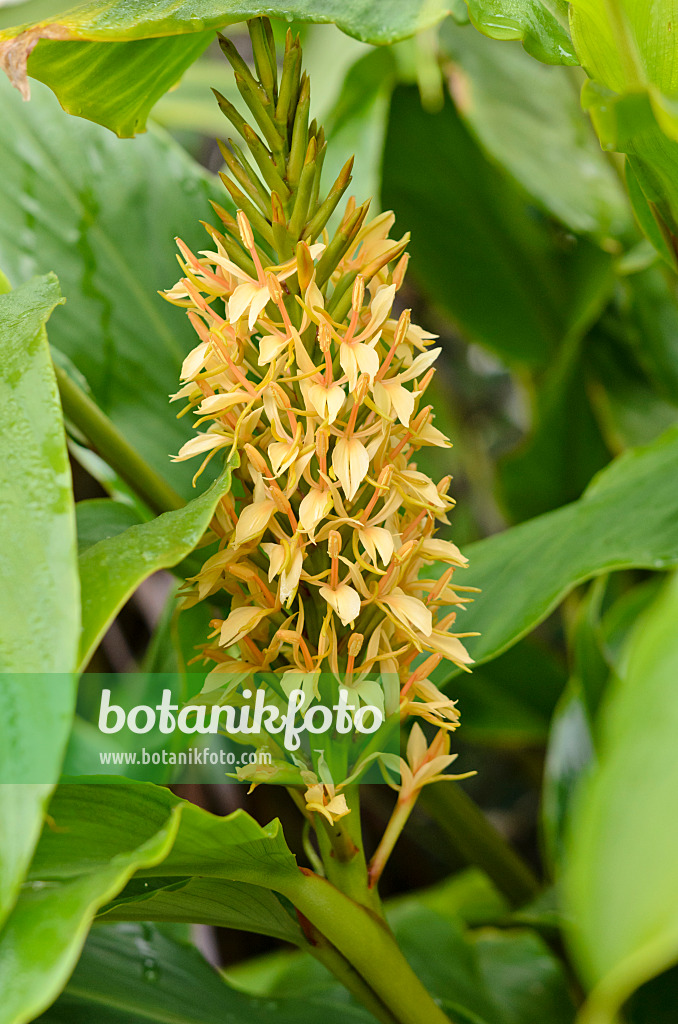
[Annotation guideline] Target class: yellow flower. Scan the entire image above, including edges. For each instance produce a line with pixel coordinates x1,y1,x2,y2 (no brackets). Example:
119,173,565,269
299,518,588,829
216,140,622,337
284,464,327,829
332,436,370,502
394,724,474,801
304,780,351,824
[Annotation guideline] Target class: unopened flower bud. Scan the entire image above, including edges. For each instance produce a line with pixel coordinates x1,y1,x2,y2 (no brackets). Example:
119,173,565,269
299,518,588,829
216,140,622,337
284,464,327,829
266,271,284,304
243,443,269,475
236,210,255,249
352,275,365,312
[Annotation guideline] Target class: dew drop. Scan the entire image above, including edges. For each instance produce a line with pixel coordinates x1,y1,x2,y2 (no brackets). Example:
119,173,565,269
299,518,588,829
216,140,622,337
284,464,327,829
142,957,161,983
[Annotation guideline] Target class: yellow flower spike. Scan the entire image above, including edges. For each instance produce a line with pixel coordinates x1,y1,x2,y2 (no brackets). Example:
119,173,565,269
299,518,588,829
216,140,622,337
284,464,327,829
164,19,477,774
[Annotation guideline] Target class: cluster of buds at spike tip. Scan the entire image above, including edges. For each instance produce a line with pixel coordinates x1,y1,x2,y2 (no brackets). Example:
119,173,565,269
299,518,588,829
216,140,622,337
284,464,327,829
163,18,478,811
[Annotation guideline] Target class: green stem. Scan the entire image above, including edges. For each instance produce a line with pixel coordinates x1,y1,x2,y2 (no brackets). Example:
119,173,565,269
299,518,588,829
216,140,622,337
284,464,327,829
420,782,540,908
281,868,453,1024
55,364,184,516
315,786,382,915
368,793,415,888
304,926,401,1024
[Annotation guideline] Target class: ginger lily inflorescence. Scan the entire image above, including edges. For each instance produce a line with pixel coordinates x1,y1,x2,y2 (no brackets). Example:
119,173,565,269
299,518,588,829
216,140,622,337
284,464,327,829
164,19,476,838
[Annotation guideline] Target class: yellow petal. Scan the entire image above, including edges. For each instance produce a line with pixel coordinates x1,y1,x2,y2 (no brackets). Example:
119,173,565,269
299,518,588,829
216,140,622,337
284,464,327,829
360,526,394,566
261,542,285,581
228,282,259,324
383,589,433,636
299,488,333,539
426,631,474,665
419,538,468,566
354,342,380,381
332,437,369,502
258,333,289,365
268,440,297,476
219,606,271,647
197,391,250,414
234,499,275,546
319,582,361,626
171,432,228,462
406,722,428,771
281,548,303,605
181,341,209,380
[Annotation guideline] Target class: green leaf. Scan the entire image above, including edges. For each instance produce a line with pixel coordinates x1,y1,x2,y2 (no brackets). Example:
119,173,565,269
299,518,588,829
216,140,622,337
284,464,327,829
441,21,630,238
24,782,302,1005
0,274,78,672
565,573,678,1020
100,876,304,944
76,499,146,554
0,800,179,1024
0,74,223,498
461,0,576,65
31,783,300,890
570,1,678,261
0,274,80,932
438,424,678,681
78,457,236,669
0,679,77,932
381,86,604,367
0,0,453,134
29,33,214,137
39,922,372,1024
570,1,677,110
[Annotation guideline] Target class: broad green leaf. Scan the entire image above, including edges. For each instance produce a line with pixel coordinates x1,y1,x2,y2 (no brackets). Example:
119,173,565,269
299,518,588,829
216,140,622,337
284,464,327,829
38,922,371,1024
0,679,77,931
570,2,678,260
0,74,224,497
0,274,79,932
565,573,678,1021
75,499,146,554
0,801,179,1024
462,0,575,65
570,1,678,115
441,22,630,238
381,86,607,366
29,33,214,137
78,457,236,669
32,783,300,891
438,424,678,682
100,876,304,944
0,274,78,672
392,904,575,1023
0,0,452,134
